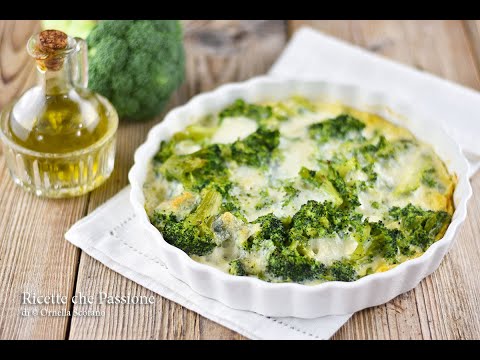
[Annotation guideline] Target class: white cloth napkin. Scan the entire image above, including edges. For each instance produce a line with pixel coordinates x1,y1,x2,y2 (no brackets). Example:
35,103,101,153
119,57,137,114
66,26,480,340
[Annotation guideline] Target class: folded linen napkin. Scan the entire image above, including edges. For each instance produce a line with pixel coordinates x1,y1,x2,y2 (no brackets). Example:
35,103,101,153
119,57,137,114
66,27,480,340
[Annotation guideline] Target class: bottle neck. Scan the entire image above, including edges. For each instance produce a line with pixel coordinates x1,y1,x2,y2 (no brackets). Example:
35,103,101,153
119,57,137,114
39,58,74,95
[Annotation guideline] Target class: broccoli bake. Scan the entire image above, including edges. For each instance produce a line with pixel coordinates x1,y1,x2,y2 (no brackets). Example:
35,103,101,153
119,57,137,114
144,97,455,284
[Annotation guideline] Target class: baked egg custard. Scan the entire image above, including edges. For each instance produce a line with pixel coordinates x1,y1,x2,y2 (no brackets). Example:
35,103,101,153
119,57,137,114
144,97,455,284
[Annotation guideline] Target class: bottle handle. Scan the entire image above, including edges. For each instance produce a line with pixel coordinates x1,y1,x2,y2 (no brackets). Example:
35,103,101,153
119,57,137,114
72,37,89,88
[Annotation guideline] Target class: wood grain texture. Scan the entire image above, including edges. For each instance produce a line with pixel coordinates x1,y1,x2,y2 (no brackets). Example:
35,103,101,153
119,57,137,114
1,20,480,340
67,20,286,339
290,20,480,340
0,20,90,340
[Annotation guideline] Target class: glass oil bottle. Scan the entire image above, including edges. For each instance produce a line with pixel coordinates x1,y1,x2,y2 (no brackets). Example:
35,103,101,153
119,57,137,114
0,30,118,197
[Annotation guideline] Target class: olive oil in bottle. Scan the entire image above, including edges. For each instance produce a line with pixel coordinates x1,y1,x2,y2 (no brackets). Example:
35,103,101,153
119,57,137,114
0,30,118,197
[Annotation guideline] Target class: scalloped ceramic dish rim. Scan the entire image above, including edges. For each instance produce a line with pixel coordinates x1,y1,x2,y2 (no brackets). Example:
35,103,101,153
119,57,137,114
128,76,472,316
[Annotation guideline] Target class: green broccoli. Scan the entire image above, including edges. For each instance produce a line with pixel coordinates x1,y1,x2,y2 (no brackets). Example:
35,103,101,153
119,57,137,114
282,184,300,207
219,99,273,123
368,222,401,261
230,127,280,167
229,259,247,276
267,244,326,282
299,164,359,208
254,189,274,210
389,204,451,251
153,125,217,164
357,135,415,164
326,260,359,282
309,114,365,143
160,144,230,193
421,167,439,188
245,214,288,249
151,187,222,256
289,200,364,244
154,140,176,164
86,20,185,120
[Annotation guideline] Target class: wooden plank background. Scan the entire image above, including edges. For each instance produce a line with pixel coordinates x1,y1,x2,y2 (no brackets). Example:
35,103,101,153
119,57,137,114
0,20,479,340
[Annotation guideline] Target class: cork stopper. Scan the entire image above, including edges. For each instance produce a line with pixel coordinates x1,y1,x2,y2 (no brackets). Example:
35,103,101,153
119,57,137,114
39,30,68,52
34,30,69,71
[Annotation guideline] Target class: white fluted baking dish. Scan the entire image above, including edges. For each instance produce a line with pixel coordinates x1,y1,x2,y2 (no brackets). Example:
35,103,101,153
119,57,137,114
128,77,472,318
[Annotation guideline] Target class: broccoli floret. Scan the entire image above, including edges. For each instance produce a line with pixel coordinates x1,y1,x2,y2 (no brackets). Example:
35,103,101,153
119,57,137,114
289,200,363,243
86,20,185,120
309,114,365,143
267,245,326,282
389,204,451,251
421,167,439,188
230,127,280,167
282,184,300,207
268,96,317,121
160,144,230,193
362,163,378,185
299,167,343,206
326,260,359,282
245,214,288,249
358,135,414,164
219,99,273,122
151,187,222,256
299,163,360,208
229,259,247,276
369,222,401,261
153,125,216,164
154,140,176,163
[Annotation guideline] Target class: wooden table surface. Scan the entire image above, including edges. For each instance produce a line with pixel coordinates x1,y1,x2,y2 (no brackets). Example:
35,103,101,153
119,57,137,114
1,20,479,340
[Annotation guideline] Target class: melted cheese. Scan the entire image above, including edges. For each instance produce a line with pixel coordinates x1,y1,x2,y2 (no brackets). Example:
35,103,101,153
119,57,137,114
211,116,257,144
310,235,358,266
274,138,317,179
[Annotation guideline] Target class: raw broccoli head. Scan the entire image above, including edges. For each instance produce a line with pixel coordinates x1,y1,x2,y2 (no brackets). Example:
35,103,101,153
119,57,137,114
151,187,222,256
309,114,366,142
87,20,185,120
